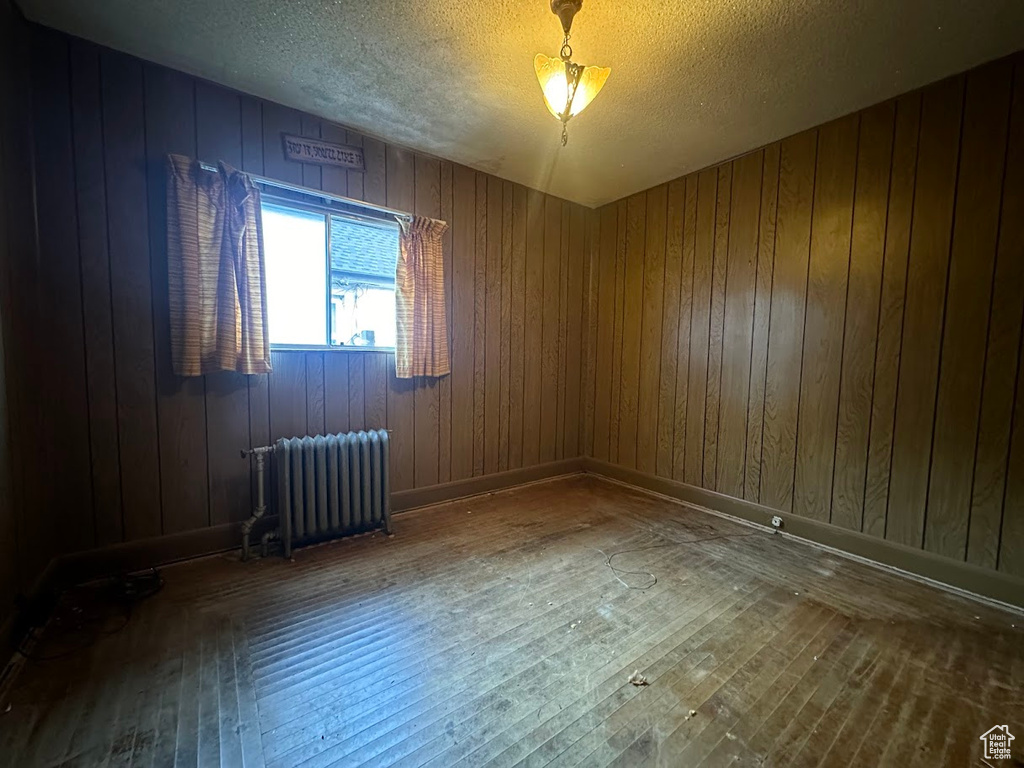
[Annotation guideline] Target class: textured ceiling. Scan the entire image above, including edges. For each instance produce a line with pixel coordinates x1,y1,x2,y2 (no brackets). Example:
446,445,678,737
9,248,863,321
19,0,1024,207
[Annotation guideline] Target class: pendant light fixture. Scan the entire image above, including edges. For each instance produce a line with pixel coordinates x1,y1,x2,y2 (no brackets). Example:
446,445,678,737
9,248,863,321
534,0,610,146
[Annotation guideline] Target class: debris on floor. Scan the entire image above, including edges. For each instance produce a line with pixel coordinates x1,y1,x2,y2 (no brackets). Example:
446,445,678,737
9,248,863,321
628,670,649,686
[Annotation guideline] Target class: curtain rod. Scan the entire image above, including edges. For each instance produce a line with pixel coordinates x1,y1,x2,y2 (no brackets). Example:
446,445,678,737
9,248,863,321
198,161,413,221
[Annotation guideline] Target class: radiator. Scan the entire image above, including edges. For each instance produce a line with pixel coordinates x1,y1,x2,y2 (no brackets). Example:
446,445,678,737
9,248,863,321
274,430,392,557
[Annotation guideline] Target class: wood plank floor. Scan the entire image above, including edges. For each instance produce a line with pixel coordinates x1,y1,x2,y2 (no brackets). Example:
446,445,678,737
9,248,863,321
1,475,1021,767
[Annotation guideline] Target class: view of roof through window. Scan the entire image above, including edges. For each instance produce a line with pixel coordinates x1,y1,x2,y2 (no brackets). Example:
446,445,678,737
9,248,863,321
330,215,399,348
262,200,399,348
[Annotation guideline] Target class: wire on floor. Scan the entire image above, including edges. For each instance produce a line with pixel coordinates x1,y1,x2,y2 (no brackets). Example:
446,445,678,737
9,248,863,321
16,569,164,662
595,531,761,590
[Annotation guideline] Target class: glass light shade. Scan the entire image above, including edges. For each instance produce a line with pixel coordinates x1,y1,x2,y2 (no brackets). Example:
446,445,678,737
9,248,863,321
534,53,610,121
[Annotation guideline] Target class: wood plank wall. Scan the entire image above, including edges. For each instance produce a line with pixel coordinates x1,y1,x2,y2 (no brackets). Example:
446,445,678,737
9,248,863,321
0,0,36,631
12,26,590,561
582,53,1024,579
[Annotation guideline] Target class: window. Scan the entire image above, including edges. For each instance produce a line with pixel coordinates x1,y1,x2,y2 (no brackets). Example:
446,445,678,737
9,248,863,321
261,196,400,348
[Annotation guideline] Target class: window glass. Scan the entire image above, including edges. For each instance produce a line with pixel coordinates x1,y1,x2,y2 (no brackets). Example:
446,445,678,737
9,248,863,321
262,202,328,346
260,197,399,348
329,215,399,347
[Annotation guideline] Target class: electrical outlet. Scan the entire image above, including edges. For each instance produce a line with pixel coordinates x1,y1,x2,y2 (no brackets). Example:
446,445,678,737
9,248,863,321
771,515,783,529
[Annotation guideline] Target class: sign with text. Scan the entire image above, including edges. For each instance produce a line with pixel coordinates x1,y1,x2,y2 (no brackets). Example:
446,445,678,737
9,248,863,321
282,134,365,172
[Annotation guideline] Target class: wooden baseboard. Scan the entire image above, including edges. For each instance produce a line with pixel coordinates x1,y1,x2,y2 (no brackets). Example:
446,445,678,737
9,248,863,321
45,458,584,591
391,458,584,512
52,517,276,590
583,458,1024,611
28,454,1014,633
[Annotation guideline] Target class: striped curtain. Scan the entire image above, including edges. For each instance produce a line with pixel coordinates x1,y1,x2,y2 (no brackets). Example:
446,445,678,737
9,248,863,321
166,154,272,376
395,216,450,378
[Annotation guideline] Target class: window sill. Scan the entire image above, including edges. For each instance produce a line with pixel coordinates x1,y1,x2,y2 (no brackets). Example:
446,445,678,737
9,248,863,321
271,345,395,354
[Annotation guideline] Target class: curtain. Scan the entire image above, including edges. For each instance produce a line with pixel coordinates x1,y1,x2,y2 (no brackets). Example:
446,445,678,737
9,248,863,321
166,154,272,376
395,215,450,378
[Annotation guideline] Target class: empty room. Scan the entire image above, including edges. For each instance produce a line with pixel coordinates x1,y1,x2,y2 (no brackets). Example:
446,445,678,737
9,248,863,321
0,0,1022,765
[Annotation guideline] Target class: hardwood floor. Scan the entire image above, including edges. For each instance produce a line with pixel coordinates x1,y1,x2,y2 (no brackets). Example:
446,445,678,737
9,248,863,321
1,475,1021,767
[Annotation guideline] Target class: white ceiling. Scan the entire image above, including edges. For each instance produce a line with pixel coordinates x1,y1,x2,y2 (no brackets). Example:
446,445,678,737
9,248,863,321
19,0,1024,207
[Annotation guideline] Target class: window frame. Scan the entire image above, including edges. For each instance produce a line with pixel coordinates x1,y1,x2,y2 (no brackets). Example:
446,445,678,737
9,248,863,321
260,190,401,353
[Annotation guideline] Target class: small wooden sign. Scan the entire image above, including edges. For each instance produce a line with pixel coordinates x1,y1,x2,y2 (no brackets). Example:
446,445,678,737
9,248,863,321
282,134,365,172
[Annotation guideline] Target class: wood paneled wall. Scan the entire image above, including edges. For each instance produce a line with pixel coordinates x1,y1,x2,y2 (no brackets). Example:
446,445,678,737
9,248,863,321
582,53,1024,579
0,0,34,632
12,25,590,561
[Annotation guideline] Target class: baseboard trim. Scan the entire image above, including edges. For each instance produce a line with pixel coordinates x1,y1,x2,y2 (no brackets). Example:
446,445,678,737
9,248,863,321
391,458,585,512
52,517,277,590
47,458,584,591
583,458,1024,611
24,455,1015,636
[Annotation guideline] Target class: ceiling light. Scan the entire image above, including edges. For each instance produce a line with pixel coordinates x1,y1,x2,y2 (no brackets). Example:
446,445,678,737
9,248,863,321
534,0,610,146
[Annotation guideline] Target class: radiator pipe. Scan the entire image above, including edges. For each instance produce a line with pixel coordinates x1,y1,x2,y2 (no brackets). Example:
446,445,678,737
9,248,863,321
260,530,277,559
240,445,275,561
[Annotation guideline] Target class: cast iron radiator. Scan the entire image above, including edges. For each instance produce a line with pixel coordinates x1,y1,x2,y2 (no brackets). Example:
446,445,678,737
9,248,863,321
274,430,392,557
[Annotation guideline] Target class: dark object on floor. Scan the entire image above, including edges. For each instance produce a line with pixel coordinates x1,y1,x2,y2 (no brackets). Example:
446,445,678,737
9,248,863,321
17,570,163,662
